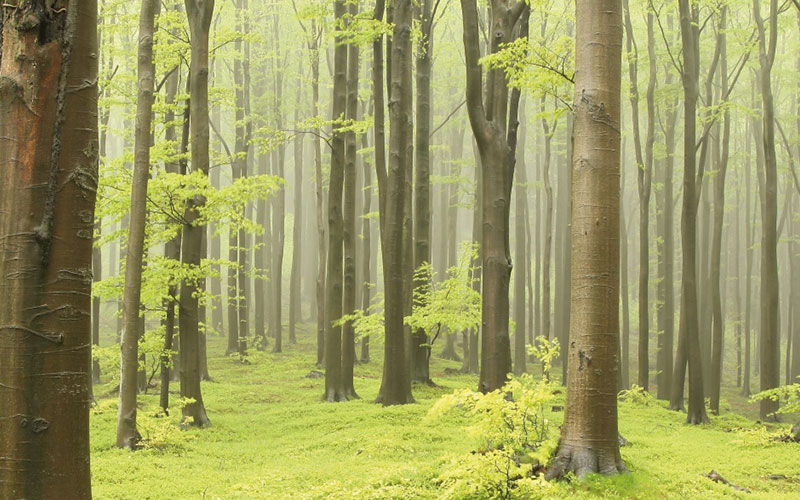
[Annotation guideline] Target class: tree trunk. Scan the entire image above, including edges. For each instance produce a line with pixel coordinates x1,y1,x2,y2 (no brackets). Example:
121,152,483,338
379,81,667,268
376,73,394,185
376,0,414,405
0,1,98,496
671,0,709,424
271,7,285,354
289,59,303,345
341,0,360,397
117,0,159,449
324,0,349,401
179,0,214,428
709,8,729,415
546,0,626,476
460,0,528,393
513,101,528,375
412,0,434,385
753,0,780,421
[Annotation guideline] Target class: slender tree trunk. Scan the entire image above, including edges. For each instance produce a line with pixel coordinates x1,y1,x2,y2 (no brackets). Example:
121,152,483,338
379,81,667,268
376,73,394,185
324,0,349,401
620,145,631,390
341,0,360,397
709,7,729,415
753,0,780,421
271,8,286,354
0,1,98,496
547,0,625,476
671,0,708,424
117,0,159,449
289,58,304,345
513,100,528,375
412,0,434,384
179,0,214,427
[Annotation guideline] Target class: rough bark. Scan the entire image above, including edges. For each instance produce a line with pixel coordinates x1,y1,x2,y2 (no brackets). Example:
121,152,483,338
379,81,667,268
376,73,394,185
0,1,98,496
546,0,626,477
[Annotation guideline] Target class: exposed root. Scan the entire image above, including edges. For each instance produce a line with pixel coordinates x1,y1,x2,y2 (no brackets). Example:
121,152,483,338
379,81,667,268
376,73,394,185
545,445,627,480
703,470,750,493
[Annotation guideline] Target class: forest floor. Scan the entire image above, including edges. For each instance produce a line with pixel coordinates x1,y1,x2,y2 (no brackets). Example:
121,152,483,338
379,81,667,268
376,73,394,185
90,324,800,499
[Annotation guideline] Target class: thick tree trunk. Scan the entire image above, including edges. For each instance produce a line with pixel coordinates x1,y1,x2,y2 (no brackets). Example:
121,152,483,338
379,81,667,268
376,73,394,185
377,0,414,405
117,0,159,449
179,0,214,428
0,2,98,496
547,0,625,476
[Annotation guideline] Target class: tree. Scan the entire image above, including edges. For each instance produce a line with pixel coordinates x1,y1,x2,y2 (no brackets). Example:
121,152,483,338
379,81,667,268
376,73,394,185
412,0,435,384
179,0,215,427
669,0,709,424
460,0,529,393
117,0,160,449
376,0,414,405
324,0,349,402
0,1,98,496
753,0,780,421
546,0,626,478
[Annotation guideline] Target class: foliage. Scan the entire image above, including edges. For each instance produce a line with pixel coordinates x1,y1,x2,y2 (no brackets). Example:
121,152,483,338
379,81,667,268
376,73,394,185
750,383,800,416
526,336,560,382
618,384,658,407
426,348,560,500
405,242,482,347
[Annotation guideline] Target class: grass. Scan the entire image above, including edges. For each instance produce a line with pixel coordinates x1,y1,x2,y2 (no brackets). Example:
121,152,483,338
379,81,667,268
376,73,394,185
90,323,800,499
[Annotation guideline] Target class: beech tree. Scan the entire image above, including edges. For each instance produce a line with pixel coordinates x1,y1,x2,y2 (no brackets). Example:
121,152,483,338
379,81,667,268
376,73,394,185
179,0,214,427
547,0,626,478
117,0,160,449
460,0,529,393
0,1,98,496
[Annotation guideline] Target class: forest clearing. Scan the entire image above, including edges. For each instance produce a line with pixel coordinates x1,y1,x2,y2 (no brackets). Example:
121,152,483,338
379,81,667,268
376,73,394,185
2,0,800,498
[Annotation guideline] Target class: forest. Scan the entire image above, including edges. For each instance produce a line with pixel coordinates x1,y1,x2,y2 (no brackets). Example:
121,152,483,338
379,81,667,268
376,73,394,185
1,0,799,498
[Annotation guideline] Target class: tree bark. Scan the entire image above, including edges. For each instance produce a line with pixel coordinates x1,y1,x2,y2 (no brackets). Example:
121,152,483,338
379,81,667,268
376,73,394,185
341,0,360,397
324,0,348,401
117,0,159,449
376,0,414,405
753,0,780,421
547,0,626,477
179,0,214,427
460,0,528,393
0,1,98,496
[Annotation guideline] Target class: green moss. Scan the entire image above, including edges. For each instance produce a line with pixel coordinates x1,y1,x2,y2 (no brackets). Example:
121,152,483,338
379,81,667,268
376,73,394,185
91,325,800,499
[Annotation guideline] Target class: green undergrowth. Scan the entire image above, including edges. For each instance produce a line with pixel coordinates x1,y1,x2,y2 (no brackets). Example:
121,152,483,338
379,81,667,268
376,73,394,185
91,325,800,499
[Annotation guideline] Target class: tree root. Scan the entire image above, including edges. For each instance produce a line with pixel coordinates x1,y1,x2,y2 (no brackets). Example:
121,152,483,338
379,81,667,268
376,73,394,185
545,446,627,480
703,470,750,493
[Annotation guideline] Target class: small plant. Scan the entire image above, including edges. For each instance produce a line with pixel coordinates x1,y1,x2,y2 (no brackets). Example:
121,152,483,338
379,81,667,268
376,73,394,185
618,384,657,407
427,345,560,499
526,336,560,382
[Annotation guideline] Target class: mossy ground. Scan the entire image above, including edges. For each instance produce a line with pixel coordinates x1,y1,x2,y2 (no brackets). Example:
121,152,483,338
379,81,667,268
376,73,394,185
90,324,800,499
